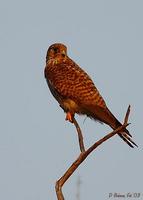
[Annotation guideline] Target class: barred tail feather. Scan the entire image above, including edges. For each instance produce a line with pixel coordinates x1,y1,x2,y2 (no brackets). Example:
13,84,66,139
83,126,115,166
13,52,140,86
119,132,138,148
113,119,138,148
84,105,138,148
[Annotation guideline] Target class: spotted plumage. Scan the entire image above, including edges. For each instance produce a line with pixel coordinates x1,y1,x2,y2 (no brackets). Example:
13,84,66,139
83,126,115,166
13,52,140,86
44,43,137,148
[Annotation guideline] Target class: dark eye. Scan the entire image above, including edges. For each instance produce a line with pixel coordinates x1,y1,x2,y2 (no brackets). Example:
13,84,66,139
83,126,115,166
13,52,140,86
53,47,58,53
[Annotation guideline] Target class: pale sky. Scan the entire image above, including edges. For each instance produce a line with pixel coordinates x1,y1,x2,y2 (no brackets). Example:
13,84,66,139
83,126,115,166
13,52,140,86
0,0,143,199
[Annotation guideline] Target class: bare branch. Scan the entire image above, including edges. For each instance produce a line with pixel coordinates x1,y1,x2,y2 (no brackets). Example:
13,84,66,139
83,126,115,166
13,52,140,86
124,105,130,124
73,118,85,152
55,106,131,199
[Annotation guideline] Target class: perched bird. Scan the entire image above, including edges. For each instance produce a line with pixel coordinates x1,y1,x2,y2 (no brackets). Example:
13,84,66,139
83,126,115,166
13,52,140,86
44,43,137,148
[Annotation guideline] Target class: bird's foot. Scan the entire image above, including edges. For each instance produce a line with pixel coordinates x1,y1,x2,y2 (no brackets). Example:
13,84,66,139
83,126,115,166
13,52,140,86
65,112,74,123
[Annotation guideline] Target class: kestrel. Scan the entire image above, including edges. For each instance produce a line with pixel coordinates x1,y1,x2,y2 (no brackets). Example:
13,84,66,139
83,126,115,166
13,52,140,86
44,43,137,148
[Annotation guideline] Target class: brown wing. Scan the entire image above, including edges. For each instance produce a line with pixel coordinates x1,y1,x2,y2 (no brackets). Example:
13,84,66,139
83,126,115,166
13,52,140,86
45,57,106,110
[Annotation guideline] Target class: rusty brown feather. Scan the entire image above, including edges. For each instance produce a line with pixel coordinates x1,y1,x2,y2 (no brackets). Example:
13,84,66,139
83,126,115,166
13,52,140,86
44,43,137,148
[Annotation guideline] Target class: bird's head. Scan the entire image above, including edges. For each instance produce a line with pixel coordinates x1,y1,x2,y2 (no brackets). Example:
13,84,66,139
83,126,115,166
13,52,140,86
46,43,67,62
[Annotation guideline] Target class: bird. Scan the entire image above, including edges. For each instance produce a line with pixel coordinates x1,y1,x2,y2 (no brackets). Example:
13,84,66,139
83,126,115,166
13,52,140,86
44,43,137,148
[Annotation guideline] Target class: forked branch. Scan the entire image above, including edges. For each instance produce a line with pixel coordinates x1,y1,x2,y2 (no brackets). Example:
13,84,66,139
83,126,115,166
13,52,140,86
55,106,131,200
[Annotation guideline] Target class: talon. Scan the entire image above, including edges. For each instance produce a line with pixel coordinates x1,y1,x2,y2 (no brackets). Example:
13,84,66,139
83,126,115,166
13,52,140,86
65,112,73,123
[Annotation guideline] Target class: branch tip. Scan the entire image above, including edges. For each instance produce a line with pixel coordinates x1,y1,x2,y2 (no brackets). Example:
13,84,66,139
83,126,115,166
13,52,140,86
124,105,131,124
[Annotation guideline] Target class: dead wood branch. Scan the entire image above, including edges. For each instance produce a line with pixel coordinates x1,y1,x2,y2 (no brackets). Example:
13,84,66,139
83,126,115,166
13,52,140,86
55,106,130,200
73,118,85,152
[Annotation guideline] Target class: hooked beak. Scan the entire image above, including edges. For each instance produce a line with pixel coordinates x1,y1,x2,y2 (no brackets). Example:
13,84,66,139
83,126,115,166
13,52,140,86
62,50,66,56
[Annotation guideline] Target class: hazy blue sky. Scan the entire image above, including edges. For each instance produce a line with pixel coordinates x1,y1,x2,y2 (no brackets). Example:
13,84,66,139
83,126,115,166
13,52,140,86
0,0,142,199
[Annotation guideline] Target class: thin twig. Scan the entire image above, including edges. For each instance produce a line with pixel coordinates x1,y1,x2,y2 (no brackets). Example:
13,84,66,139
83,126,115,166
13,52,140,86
124,105,130,124
73,118,85,152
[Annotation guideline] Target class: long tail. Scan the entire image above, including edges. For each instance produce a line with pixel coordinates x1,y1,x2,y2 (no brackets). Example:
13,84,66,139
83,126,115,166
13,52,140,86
118,130,138,148
114,121,138,148
107,110,138,148
85,105,138,148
